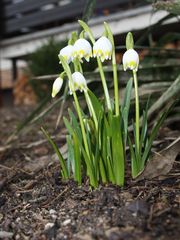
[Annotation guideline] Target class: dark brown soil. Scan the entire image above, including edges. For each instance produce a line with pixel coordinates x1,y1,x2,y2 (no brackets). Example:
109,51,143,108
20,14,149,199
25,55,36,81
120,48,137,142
0,106,179,240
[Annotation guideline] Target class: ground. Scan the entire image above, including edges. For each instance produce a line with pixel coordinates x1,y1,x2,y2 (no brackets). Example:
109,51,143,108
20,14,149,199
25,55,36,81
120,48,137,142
0,106,179,240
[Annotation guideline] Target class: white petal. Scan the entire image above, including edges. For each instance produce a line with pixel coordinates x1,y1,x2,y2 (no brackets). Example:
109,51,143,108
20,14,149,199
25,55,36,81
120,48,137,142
73,39,92,61
93,36,112,61
52,77,63,98
59,45,74,63
71,72,87,92
122,49,139,71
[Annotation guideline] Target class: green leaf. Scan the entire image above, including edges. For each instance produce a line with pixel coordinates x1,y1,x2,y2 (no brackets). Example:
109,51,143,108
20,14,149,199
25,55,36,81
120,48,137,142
111,115,124,186
68,109,82,143
106,136,115,184
63,116,74,136
121,78,133,144
139,97,150,158
41,127,68,179
81,0,96,25
94,112,107,183
87,89,104,121
79,143,97,188
139,110,148,157
126,32,134,50
128,135,138,178
66,135,74,176
73,132,82,184
142,103,174,164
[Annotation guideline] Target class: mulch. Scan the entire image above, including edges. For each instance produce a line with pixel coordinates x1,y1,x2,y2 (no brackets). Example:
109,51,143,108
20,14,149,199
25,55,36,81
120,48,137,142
0,106,179,240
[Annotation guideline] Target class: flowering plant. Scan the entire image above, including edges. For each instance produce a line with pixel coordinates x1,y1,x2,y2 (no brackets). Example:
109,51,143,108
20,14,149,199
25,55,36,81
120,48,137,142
42,21,172,187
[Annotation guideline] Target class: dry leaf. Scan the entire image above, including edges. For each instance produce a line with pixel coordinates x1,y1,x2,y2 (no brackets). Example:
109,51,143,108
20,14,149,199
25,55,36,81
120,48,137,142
24,155,57,173
136,137,180,180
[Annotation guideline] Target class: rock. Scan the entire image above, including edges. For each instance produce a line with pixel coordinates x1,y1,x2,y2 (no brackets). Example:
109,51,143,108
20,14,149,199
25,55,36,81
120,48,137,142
126,199,149,216
44,222,54,230
0,231,13,238
49,209,57,215
62,219,71,226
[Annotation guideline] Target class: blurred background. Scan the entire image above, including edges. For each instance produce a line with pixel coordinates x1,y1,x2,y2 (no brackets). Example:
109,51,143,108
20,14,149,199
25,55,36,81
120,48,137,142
0,0,179,107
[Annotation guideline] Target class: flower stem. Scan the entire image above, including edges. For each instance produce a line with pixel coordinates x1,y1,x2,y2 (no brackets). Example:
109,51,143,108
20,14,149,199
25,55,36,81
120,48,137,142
84,90,98,130
133,70,139,152
97,58,112,111
78,21,112,112
72,91,90,159
112,51,119,116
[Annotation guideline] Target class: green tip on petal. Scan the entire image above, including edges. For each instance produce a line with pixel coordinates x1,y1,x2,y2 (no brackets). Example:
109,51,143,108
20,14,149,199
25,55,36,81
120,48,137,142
51,90,56,98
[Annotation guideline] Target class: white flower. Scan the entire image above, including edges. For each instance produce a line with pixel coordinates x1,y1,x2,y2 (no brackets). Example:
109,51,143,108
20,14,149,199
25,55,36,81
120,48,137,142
122,49,139,71
93,36,112,62
73,39,92,62
51,77,63,98
59,45,74,64
69,72,87,94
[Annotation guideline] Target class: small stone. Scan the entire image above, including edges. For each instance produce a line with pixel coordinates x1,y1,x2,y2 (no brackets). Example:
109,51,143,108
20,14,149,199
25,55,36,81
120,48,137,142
0,231,14,238
44,222,54,230
0,213,3,221
62,219,71,226
49,209,57,215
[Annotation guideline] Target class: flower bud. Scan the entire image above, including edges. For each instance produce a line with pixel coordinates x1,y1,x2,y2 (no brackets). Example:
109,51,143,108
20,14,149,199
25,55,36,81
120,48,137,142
93,36,112,62
73,39,92,62
69,72,87,94
52,77,63,98
122,49,139,71
59,45,74,64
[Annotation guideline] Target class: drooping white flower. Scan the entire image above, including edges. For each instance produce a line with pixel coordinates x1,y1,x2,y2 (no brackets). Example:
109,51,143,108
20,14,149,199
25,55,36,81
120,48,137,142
73,39,92,62
122,49,139,71
93,36,112,62
59,45,74,64
51,77,63,98
69,72,87,94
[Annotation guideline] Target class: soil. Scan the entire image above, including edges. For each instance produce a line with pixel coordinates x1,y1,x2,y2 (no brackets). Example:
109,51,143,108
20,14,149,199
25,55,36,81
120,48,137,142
0,106,179,240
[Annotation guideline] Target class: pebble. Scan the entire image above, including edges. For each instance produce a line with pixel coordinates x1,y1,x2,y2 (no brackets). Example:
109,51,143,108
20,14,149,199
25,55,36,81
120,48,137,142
62,219,71,226
44,222,54,230
49,209,57,215
0,213,3,221
0,231,13,238
49,209,57,219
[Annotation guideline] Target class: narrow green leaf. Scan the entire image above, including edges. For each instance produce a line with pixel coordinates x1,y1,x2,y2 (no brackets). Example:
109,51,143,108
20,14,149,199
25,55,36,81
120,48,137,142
142,103,174,164
121,77,133,144
73,132,82,184
68,109,82,143
41,127,68,179
139,110,148,157
63,116,74,136
111,115,124,186
87,89,103,120
81,0,96,25
132,122,140,164
128,135,138,178
106,136,115,184
80,144,97,188
66,135,74,176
